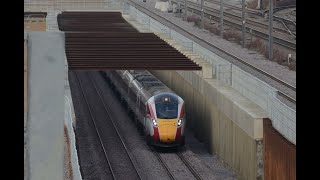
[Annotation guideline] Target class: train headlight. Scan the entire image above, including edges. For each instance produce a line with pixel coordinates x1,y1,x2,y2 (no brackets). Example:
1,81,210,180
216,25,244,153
152,119,157,126
177,119,182,126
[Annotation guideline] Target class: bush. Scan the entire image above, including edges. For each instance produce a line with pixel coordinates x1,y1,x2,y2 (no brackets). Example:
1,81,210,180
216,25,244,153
203,22,220,35
194,18,202,28
272,48,287,65
186,15,200,23
223,29,242,44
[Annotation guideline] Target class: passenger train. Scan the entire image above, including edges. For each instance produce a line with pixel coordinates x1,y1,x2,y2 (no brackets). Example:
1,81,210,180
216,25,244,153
103,70,185,147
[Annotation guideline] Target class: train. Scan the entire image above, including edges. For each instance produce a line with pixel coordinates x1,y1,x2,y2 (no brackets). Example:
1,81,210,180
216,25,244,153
102,70,185,147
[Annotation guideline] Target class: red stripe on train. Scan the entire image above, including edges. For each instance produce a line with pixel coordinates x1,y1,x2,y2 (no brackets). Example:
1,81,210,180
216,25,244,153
179,103,184,119
176,127,182,140
148,103,155,119
153,127,159,141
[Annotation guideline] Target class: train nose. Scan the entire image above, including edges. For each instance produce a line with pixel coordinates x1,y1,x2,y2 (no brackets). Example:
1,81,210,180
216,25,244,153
157,119,177,143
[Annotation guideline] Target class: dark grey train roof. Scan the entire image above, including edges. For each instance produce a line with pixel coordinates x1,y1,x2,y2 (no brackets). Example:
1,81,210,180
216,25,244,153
129,70,172,95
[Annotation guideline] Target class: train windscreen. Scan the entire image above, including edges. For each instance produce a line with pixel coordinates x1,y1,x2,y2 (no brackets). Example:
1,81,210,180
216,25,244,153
154,93,179,119
155,102,178,119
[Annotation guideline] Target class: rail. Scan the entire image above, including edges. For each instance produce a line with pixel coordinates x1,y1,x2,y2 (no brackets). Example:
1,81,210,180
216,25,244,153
152,148,203,180
206,0,265,16
177,152,203,180
88,72,143,180
152,149,177,180
204,0,296,33
74,72,117,179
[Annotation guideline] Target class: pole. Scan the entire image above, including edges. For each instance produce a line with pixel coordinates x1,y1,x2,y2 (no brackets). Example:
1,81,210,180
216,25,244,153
257,0,261,9
200,0,204,29
220,0,223,38
268,0,273,59
242,0,246,47
184,0,187,20
178,0,181,17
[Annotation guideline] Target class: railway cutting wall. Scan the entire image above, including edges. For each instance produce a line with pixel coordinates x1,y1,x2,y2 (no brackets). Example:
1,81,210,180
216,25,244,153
126,4,296,180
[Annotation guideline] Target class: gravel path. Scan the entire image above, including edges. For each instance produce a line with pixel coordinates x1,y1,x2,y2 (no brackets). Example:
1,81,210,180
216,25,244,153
73,70,238,179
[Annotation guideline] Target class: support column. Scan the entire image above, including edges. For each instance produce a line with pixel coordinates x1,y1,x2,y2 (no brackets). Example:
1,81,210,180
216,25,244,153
220,0,224,38
268,0,273,59
242,0,246,47
200,0,204,29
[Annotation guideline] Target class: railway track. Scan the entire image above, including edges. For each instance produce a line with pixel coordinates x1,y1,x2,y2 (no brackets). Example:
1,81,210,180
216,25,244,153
206,0,265,16
176,152,203,180
190,0,295,35
207,0,296,29
75,71,143,180
152,149,203,180
173,0,296,50
153,150,177,180
129,0,296,103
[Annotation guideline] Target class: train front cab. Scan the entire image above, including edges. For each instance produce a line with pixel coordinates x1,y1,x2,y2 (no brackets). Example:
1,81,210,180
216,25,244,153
145,93,185,147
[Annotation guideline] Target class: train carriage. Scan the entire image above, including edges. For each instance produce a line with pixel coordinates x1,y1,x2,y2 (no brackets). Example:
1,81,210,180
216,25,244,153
103,70,185,147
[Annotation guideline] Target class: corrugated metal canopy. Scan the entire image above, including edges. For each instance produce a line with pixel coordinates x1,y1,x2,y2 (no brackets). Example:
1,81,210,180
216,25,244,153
58,11,201,70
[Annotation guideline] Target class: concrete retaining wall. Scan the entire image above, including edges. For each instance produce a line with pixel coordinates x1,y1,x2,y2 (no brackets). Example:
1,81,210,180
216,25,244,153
65,57,83,180
232,67,296,144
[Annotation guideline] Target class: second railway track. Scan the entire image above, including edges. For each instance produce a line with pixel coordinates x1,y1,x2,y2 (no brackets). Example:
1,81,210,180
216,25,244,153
75,71,143,180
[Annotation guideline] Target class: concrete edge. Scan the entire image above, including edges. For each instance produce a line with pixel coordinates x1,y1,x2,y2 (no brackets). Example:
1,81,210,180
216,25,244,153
65,47,81,179
64,50,82,180
65,93,82,180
